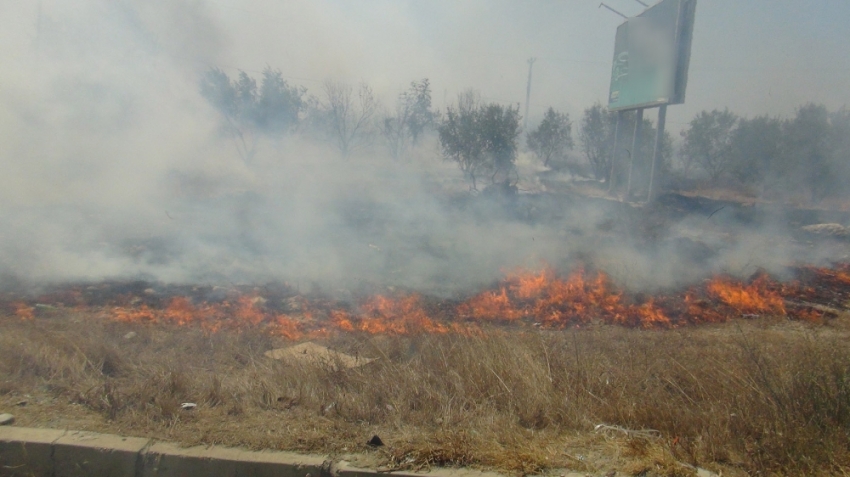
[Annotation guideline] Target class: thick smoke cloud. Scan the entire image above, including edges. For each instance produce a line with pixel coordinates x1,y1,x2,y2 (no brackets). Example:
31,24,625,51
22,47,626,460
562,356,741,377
0,1,847,295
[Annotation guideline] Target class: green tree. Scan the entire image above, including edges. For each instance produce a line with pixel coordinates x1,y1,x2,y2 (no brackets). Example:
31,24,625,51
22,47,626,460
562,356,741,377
579,103,617,181
729,115,782,186
680,109,739,182
200,68,238,118
779,103,833,201
234,71,258,118
255,68,306,134
406,79,435,145
438,91,521,191
200,69,258,162
200,67,306,161
527,107,573,169
381,79,435,160
828,108,850,198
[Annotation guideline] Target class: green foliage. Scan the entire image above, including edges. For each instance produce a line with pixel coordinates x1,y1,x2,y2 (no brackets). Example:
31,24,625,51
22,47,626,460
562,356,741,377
679,109,739,182
580,104,672,194
200,67,305,135
200,67,306,161
527,107,573,169
828,108,850,196
779,103,833,201
438,91,522,191
200,68,238,118
382,79,435,160
579,103,617,181
680,104,850,203
256,68,306,133
729,115,782,186
406,79,435,145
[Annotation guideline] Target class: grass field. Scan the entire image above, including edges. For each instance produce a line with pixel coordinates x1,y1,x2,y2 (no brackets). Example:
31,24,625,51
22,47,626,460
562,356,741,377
2,312,850,476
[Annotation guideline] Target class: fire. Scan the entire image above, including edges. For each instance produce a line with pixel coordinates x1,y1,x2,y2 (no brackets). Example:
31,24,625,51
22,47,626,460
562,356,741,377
109,295,271,332
458,287,524,321
460,268,671,328
343,295,474,335
706,275,786,315
4,263,848,338
13,302,34,320
111,305,157,323
808,265,850,287
512,268,553,299
268,314,305,340
681,292,725,324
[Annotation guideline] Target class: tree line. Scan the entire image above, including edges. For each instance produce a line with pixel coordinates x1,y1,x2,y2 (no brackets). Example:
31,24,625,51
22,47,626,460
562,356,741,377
200,67,849,203
679,105,850,202
200,67,434,162
199,67,582,192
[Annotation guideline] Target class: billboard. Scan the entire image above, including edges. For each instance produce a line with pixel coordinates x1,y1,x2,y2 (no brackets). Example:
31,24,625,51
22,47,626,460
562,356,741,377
608,0,697,111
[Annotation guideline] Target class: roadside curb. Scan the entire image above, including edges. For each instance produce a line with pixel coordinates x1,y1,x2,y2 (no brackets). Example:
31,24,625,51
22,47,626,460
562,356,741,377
0,426,510,477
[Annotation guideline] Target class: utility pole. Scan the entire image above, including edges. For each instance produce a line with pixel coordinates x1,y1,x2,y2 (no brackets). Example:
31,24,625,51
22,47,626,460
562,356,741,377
523,57,536,133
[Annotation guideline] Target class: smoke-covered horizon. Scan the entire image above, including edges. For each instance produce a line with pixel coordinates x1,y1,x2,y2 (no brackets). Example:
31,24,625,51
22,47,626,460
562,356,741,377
1,0,848,295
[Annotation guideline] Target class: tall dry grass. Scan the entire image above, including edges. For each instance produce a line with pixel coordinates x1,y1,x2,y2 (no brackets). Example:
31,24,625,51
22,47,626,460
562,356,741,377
1,312,849,476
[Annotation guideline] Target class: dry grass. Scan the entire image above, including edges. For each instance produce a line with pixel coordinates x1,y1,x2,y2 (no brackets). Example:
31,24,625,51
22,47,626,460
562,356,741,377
2,312,850,476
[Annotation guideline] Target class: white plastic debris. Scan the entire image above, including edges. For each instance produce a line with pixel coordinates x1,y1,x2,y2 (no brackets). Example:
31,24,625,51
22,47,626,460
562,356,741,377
180,402,197,411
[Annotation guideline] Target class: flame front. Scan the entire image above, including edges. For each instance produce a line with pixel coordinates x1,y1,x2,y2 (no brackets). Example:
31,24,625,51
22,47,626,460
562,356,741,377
460,268,670,328
6,264,848,338
706,275,786,315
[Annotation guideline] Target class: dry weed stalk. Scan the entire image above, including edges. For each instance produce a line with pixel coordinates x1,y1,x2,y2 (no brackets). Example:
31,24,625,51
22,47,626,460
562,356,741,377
1,313,849,475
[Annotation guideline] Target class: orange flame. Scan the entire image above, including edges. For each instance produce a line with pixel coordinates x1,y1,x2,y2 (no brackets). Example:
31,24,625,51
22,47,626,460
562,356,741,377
7,264,847,339
459,268,670,328
706,275,786,315
458,287,524,321
268,314,305,340
13,302,34,320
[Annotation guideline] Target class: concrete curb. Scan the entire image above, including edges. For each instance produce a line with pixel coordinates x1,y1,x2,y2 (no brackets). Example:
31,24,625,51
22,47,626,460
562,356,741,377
0,426,512,477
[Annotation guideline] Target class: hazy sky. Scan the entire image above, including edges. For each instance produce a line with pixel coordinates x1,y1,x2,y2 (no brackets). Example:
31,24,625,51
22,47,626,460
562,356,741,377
206,0,850,129
3,0,849,133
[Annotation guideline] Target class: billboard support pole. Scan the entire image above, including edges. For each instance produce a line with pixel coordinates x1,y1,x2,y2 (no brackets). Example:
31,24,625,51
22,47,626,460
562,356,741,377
647,104,667,202
625,108,643,200
608,111,624,193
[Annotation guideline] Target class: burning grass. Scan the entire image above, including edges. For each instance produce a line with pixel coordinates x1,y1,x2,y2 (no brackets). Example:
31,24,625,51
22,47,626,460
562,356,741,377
2,312,850,476
2,265,850,475
5,264,849,339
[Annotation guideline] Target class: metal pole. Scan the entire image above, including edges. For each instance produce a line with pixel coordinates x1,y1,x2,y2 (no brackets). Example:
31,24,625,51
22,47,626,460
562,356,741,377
625,108,643,200
647,104,667,202
523,58,536,133
599,3,629,19
608,111,623,193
